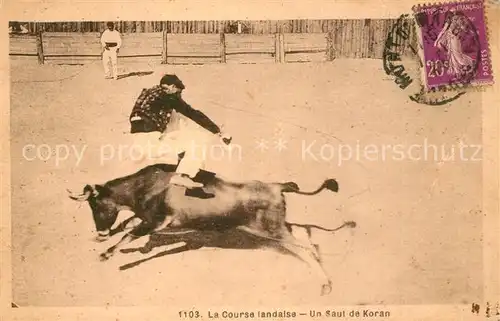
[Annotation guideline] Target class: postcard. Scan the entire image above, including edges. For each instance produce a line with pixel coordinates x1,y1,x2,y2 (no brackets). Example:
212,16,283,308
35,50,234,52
1,1,499,320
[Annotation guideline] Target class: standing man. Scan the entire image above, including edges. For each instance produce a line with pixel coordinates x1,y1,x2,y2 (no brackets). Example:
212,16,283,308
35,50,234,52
100,22,122,80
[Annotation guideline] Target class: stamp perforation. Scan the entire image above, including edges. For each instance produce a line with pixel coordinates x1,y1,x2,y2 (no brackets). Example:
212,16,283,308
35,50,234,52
481,0,495,87
413,0,486,10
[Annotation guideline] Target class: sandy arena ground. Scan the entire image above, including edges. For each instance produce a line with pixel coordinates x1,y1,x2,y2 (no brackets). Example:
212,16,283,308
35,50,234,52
10,58,483,306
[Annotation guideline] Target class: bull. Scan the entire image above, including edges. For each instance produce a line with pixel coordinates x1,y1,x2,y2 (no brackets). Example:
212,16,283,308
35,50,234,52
67,163,353,295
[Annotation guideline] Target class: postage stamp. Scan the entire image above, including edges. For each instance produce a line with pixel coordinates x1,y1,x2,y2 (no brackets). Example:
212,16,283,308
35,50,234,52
412,0,494,91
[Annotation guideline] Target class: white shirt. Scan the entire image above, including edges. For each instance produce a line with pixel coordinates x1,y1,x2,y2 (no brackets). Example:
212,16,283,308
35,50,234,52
100,29,122,48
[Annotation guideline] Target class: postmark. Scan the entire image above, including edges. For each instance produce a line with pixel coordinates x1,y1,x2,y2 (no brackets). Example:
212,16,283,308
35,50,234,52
383,14,468,105
412,0,494,91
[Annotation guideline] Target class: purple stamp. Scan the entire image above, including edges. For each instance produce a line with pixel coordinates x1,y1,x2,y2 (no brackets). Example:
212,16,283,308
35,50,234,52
412,0,494,90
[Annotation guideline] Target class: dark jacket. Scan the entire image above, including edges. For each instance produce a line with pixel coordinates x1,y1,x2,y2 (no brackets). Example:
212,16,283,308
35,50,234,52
129,85,220,134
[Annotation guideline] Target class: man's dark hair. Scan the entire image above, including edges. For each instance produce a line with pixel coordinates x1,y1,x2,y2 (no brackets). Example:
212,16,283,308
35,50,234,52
160,74,185,90
107,22,114,28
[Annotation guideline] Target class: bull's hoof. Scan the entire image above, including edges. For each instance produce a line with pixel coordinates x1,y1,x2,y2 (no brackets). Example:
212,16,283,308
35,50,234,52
139,244,153,254
94,236,110,243
321,281,332,296
99,252,112,261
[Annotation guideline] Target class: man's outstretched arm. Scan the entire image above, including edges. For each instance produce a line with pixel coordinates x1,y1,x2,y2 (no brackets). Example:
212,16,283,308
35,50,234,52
172,99,221,134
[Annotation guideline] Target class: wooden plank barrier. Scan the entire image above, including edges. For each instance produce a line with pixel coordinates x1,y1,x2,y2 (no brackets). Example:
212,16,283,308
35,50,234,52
9,34,38,57
225,34,276,64
8,21,416,65
166,33,221,64
284,33,328,63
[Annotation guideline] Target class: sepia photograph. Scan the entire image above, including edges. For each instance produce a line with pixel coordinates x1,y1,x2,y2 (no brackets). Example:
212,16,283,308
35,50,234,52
2,0,499,320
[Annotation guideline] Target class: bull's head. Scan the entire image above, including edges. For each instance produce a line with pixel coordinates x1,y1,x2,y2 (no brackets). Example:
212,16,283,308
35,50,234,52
67,184,119,242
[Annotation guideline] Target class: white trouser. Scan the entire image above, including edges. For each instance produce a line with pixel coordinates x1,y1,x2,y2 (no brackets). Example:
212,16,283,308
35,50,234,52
132,115,215,178
102,47,118,78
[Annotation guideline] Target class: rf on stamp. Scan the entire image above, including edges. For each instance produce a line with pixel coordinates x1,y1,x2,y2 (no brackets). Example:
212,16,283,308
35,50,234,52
100,22,122,80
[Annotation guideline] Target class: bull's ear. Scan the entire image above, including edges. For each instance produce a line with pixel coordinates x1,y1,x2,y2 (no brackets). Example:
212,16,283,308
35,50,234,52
93,184,112,198
82,184,110,198
83,184,95,195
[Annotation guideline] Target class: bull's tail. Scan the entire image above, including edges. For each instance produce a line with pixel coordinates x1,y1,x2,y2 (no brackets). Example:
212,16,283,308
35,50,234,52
280,179,339,195
285,221,356,237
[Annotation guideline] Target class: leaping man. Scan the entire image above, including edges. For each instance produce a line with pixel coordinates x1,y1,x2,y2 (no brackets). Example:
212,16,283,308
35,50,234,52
129,74,232,189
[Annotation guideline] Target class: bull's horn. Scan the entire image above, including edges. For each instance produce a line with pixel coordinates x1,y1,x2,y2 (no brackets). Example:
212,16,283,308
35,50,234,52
66,189,91,201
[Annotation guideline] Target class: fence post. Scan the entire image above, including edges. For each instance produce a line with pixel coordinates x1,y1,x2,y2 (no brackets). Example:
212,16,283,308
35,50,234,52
275,32,285,63
219,32,226,63
274,33,280,63
280,33,285,63
162,30,168,64
326,31,334,61
36,30,45,65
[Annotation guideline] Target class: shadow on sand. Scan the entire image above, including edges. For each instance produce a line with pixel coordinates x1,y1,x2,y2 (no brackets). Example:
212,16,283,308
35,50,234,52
118,220,356,271
117,71,154,80
55,63,84,66
118,228,276,271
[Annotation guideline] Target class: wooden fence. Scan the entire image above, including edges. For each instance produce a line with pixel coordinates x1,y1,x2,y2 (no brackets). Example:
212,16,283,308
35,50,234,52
13,19,403,34
9,19,417,65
